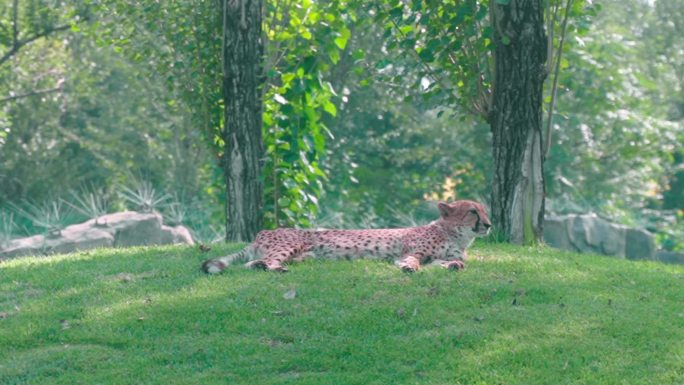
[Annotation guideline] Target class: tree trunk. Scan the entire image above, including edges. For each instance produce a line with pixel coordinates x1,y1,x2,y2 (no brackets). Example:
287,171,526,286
222,0,264,241
489,0,547,244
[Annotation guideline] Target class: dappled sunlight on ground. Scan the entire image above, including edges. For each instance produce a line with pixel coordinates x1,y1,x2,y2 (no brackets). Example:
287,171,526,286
1,243,683,384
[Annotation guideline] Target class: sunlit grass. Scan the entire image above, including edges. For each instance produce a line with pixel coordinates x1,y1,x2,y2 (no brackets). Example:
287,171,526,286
1,243,683,384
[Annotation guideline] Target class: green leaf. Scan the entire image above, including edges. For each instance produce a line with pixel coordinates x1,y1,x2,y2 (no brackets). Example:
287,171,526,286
334,27,351,50
328,49,340,64
501,36,511,45
418,47,435,62
322,100,337,117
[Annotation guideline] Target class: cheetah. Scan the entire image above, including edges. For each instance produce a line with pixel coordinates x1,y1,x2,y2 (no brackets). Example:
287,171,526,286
201,200,491,273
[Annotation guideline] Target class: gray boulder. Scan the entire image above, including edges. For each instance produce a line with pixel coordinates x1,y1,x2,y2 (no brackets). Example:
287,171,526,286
568,214,626,257
543,216,571,250
625,228,655,260
104,211,165,247
655,250,684,265
161,224,195,245
544,214,654,261
0,211,194,259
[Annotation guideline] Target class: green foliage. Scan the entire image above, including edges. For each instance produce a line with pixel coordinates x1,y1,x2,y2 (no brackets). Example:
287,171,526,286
64,186,110,224
543,0,684,248
0,0,682,250
89,0,357,229
369,0,541,118
0,0,87,63
119,179,171,214
261,0,355,228
9,199,72,236
0,211,15,247
1,244,683,384
161,200,187,227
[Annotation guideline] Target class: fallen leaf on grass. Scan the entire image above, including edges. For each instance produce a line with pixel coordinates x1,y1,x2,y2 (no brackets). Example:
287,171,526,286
117,273,133,283
283,289,297,300
271,310,290,317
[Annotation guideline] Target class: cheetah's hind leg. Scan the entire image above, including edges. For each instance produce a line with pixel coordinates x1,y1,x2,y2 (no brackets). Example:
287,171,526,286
245,247,303,272
201,245,255,274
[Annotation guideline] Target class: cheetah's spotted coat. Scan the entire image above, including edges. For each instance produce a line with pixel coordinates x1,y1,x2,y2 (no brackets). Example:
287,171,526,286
202,200,491,273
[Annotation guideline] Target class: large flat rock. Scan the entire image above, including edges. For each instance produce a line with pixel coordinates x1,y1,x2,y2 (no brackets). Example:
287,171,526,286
544,214,655,261
1,211,194,259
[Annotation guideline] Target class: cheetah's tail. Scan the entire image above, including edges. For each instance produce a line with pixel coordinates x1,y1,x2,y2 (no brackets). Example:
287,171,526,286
201,245,255,274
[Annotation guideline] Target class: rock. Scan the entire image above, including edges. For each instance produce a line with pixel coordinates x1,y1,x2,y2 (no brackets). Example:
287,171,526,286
0,234,50,258
102,211,164,247
0,211,194,259
543,216,570,250
625,228,655,260
546,214,626,257
161,225,195,245
578,215,626,257
655,250,684,265
544,214,652,261
50,223,114,254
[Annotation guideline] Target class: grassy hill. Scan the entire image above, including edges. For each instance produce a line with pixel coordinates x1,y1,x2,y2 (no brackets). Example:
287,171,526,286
1,243,682,385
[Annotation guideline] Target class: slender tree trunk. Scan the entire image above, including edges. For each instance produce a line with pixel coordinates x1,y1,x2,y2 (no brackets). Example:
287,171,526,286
489,0,547,244
222,0,264,241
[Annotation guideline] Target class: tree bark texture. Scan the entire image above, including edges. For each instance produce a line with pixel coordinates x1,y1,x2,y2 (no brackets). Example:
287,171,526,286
489,0,547,244
222,0,264,242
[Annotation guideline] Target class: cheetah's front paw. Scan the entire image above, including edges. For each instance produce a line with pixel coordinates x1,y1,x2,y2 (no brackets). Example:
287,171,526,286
397,256,421,273
445,260,465,271
399,263,418,273
433,259,465,271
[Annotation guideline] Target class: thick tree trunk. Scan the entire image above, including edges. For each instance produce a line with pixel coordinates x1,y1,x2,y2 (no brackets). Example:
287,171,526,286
222,0,264,241
489,0,547,244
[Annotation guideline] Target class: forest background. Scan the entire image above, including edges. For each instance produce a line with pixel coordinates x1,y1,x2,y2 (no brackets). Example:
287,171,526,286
0,0,682,251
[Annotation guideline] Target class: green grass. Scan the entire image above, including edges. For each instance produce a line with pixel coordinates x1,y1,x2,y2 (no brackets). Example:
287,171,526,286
1,243,683,385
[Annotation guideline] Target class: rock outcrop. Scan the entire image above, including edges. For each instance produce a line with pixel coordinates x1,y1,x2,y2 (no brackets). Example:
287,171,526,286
543,214,655,260
0,211,194,259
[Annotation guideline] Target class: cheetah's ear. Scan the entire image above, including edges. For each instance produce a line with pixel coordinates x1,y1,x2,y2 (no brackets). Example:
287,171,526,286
437,202,451,218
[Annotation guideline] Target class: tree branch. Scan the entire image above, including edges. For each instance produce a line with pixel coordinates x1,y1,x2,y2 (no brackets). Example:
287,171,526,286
546,0,560,74
388,18,485,119
0,23,72,67
0,85,63,104
11,0,18,47
543,0,573,159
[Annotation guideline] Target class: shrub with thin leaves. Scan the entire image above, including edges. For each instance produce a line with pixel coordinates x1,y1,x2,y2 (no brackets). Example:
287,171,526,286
0,211,15,248
10,199,71,237
191,223,224,244
64,187,110,225
162,196,187,226
119,179,170,213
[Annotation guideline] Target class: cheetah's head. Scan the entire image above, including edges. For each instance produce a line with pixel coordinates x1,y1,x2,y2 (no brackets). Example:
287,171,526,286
437,200,491,236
